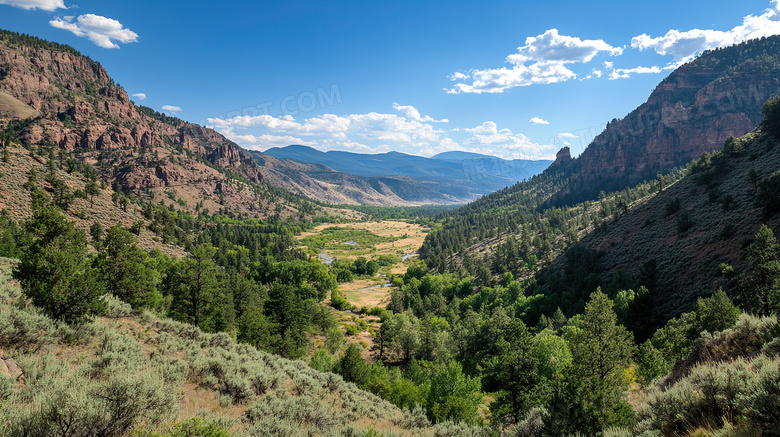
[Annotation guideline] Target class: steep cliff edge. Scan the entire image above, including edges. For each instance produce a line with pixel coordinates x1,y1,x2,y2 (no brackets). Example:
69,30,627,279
549,36,780,206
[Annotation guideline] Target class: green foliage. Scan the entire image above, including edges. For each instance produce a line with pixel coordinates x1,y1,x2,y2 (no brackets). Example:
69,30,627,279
755,171,780,217
165,244,234,332
742,225,780,315
694,289,741,334
486,319,542,426
637,356,779,435
635,341,666,385
142,418,232,437
96,225,161,310
337,344,371,386
566,289,636,434
426,361,482,425
676,211,694,234
762,94,780,138
13,206,105,324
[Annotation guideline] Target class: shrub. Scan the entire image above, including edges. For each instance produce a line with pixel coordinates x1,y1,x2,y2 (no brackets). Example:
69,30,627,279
738,359,780,433
0,306,65,352
665,198,680,216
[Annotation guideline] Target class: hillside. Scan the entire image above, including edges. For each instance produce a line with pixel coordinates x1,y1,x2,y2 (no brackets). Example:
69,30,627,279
548,35,780,206
543,126,780,319
0,258,487,436
0,29,320,229
420,36,780,292
260,145,552,204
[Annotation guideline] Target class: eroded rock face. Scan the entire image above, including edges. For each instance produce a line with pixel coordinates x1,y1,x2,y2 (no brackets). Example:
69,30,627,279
0,40,266,194
547,39,780,206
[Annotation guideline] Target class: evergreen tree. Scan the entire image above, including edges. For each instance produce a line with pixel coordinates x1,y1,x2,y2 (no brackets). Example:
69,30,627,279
567,289,636,434
265,282,307,359
486,319,543,426
167,244,233,331
337,344,370,387
743,225,780,315
13,205,104,324
96,225,161,309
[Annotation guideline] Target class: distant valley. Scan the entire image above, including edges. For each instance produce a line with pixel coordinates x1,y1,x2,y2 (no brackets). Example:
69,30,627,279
255,145,552,205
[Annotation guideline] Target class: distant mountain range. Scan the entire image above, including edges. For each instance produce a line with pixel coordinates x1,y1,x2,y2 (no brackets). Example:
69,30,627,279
256,145,552,205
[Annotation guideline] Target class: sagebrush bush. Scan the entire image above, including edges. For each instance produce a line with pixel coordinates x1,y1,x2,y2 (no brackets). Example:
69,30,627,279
737,359,780,434
637,355,780,435
0,306,67,352
101,293,134,319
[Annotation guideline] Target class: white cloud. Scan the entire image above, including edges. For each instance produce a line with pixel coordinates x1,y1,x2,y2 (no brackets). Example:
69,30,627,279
162,105,181,112
606,64,662,80
206,108,556,159
50,14,138,49
392,103,448,123
448,29,622,94
221,129,317,150
530,117,549,125
132,93,147,101
463,121,555,160
207,111,443,154
631,1,780,60
507,28,623,64
0,0,65,10
447,62,577,94
558,132,578,138
449,72,470,81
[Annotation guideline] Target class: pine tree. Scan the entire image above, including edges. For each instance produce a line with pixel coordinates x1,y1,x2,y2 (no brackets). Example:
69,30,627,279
486,319,542,426
13,205,105,324
96,225,161,309
743,225,780,315
567,288,636,434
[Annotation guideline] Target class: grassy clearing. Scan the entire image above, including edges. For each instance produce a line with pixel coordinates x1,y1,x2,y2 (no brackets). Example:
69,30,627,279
300,221,429,362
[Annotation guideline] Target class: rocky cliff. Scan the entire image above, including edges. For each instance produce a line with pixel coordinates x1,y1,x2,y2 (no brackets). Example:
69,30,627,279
0,29,302,221
549,36,780,206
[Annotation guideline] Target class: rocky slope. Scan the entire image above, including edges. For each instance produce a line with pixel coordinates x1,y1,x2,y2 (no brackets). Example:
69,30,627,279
549,35,780,206
544,127,780,319
0,29,323,223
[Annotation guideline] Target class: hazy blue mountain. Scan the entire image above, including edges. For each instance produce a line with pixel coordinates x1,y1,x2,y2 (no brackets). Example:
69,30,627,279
262,145,552,192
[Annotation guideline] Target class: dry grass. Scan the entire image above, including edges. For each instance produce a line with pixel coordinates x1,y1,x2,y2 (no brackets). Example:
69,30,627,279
0,91,39,119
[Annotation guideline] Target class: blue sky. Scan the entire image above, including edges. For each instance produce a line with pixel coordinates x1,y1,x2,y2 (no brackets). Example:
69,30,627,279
2,0,780,160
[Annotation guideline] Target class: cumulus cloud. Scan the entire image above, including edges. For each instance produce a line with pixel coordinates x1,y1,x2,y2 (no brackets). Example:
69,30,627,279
447,62,577,94
132,93,147,101
207,111,443,153
449,72,470,81
162,105,181,112
529,117,549,125
220,129,317,150
206,108,554,159
448,29,622,94
0,0,65,10
558,132,578,138
463,121,555,160
507,28,623,64
50,14,138,49
606,64,662,80
631,1,780,60
392,102,449,123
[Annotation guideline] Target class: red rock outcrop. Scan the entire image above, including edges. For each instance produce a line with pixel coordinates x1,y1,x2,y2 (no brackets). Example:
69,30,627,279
547,37,780,206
